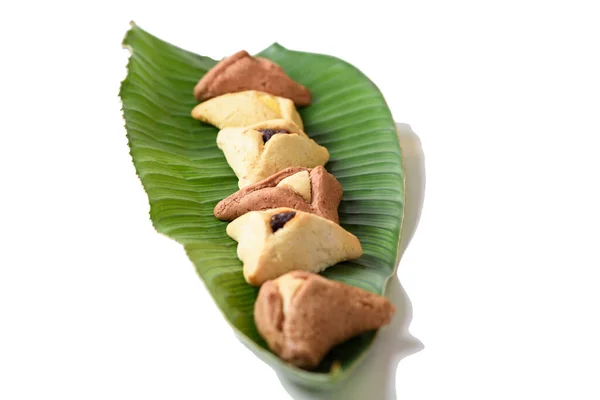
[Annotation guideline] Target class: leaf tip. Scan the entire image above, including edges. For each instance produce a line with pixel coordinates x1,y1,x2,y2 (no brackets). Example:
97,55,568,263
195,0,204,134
257,42,288,59
271,42,286,51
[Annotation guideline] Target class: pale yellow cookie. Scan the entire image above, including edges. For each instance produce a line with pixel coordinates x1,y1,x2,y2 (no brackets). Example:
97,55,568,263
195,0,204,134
217,119,329,188
226,208,363,286
191,90,304,129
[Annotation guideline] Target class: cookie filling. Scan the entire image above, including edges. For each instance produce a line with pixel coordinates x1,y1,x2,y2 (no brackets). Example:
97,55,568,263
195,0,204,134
270,211,296,232
258,129,290,143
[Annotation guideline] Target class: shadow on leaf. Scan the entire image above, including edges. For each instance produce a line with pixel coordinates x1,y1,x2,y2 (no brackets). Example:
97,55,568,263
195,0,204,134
278,123,426,400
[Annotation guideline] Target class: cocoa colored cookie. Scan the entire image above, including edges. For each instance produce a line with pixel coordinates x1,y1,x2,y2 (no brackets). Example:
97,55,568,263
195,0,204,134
214,166,342,223
194,50,311,106
254,271,395,369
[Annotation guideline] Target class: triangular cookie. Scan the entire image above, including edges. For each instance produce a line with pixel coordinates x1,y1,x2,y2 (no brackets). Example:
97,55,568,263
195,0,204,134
226,208,362,286
254,271,395,369
191,90,304,129
194,50,311,106
216,119,329,188
214,166,342,223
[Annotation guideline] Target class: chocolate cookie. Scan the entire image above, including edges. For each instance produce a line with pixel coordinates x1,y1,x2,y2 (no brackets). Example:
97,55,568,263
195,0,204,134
254,271,395,369
214,166,342,223
194,50,311,106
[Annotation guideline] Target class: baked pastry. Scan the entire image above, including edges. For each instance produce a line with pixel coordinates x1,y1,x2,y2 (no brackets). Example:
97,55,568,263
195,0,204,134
254,271,395,369
226,208,362,286
191,90,304,129
214,166,342,223
194,50,311,106
216,119,329,188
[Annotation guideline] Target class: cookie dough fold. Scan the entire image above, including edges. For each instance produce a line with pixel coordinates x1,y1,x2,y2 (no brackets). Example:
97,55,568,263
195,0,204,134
226,208,362,286
254,271,395,369
214,166,342,223
194,50,311,106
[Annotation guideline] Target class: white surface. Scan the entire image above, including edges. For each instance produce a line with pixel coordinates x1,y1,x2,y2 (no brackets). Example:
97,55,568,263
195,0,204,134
1,1,600,399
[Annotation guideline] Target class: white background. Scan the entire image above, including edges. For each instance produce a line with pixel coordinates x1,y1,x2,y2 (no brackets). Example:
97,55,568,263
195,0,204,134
1,1,599,399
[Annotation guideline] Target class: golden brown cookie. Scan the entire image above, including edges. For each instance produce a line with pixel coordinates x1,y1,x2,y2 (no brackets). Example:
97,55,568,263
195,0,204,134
214,166,343,223
226,208,362,286
191,91,304,130
254,271,395,369
194,50,311,106
216,119,329,188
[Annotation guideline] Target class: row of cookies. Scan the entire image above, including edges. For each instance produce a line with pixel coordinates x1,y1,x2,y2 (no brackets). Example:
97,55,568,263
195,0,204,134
190,51,395,369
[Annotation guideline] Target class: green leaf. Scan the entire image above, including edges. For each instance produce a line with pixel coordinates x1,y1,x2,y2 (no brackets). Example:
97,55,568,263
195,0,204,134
120,23,405,388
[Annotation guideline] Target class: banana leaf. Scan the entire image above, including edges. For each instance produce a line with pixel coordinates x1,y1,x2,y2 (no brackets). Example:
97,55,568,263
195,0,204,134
119,22,405,388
